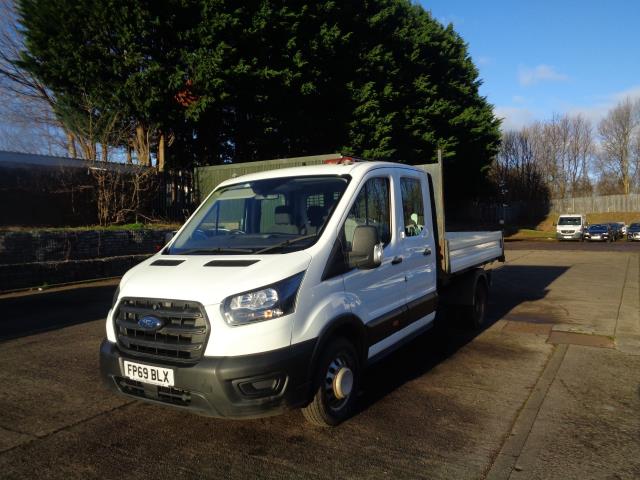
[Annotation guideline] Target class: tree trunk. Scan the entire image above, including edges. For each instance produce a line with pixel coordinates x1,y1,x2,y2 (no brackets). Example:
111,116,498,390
101,143,108,162
158,132,165,172
135,124,150,166
126,146,133,164
66,131,77,158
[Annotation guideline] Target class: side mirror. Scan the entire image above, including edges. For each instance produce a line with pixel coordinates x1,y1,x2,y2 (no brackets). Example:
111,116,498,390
164,231,177,244
349,226,383,269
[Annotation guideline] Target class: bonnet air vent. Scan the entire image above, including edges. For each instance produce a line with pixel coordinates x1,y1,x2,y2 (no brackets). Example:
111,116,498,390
204,260,260,267
151,260,185,266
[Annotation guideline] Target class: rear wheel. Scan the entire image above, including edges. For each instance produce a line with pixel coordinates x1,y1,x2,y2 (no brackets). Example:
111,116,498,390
464,280,488,329
302,338,360,427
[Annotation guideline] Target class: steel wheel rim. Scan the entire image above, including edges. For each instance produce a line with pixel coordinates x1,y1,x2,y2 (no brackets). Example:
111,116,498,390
323,354,354,411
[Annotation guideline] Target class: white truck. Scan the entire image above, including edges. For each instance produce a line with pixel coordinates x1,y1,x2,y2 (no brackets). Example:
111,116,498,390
100,157,504,426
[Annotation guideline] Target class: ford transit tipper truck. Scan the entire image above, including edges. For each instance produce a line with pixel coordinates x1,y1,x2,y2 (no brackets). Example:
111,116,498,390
100,157,504,426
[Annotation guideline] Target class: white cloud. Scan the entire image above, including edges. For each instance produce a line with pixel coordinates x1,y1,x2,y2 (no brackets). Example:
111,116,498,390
495,85,640,132
567,85,640,125
518,64,569,86
611,85,640,103
494,106,536,131
476,56,493,66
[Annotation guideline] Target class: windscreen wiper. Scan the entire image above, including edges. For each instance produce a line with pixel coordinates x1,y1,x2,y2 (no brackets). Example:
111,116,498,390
255,234,318,254
171,247,255,255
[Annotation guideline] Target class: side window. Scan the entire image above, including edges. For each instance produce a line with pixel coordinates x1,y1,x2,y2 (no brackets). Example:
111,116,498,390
400,177,424,237
342,177,391,250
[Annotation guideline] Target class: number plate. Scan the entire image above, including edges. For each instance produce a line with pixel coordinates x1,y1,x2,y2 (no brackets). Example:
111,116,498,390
123,360,174,387
563,235,572,239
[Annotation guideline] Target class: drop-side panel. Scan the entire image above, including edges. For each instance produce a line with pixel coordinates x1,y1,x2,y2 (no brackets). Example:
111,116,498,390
445,231,503,274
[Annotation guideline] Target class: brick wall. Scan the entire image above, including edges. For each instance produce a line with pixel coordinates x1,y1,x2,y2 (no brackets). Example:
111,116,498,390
0,229,173,291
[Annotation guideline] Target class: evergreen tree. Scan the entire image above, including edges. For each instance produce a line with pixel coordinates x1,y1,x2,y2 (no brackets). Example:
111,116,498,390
15,0,500,198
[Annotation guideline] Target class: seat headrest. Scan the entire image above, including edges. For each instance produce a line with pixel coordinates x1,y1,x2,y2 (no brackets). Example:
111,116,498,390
307,205,326,227
275,205,293,225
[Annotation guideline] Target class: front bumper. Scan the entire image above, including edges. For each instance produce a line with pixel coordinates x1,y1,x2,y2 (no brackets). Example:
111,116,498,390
584,235,608,241
628,233,640,241
556,231,582,240
100,338,315,419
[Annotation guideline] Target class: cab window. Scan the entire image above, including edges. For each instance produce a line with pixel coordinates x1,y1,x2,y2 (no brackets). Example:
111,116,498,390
400,177,425,237
342,177,391,249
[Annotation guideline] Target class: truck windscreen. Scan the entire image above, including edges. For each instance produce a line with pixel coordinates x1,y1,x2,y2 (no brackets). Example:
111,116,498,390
168,175,350,255
558,217,581,226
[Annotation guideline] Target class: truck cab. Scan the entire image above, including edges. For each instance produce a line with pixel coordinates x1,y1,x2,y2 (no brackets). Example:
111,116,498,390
100,158,503,426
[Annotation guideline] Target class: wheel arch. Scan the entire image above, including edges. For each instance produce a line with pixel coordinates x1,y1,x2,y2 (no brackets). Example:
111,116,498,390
304,314,367,395
440,267,490,307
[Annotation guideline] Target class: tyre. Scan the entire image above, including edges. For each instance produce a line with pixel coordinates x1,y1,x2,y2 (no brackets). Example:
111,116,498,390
464,279,488,329
302,338,360,427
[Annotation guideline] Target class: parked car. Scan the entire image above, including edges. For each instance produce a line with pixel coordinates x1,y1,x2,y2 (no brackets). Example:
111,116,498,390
584,224,613,242
608,223,623,241
555,214,587,241
100,157,505,426
627,222,640,241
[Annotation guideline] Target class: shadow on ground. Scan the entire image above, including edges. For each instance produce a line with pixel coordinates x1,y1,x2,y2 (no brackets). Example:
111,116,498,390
358,264,569,414
0,265,570,421
0,283,117,340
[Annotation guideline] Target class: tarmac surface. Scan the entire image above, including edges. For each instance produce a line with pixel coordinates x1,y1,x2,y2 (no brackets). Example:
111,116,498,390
0,242,639,479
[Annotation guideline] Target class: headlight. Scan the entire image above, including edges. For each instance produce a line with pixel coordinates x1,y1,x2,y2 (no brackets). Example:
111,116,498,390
222,272,305,326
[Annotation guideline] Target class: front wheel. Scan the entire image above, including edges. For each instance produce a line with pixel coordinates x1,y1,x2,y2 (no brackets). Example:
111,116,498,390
302,338,360,427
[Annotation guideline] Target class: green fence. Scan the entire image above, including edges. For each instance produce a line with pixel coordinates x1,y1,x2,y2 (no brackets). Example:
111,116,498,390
194,154,341,199
193,155,442,227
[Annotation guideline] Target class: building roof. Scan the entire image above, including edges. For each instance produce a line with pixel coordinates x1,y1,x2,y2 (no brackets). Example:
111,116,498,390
0,150,151,172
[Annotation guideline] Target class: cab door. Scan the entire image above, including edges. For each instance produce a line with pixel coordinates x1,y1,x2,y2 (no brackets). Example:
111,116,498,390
397,172,437,324
340,171,407,359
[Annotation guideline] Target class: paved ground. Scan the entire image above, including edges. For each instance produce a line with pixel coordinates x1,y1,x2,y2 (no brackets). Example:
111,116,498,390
0,243,639,479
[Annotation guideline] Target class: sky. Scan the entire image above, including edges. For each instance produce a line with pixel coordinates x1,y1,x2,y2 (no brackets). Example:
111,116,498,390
419,0,640,131
3,1,640,155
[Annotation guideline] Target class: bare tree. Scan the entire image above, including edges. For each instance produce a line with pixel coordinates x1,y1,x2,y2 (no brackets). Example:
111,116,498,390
565,115,593,196
90,164,159,226
597,97,640,195
0,0,71,155
493,128,549,220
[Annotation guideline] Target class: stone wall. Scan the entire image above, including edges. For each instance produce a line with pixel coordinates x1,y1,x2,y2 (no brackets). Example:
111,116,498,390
0,229,172,291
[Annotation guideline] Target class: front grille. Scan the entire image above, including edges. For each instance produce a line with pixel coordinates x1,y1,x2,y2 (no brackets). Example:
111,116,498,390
114,297,209,364
115,377,191,406
561,230,574,234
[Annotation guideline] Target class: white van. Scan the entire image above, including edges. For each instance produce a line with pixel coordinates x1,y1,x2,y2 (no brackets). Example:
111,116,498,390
556,214,587,241
100,158,504,426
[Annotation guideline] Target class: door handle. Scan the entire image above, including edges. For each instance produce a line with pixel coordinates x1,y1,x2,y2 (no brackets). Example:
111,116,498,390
391,256,403,265
424,248,432,256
